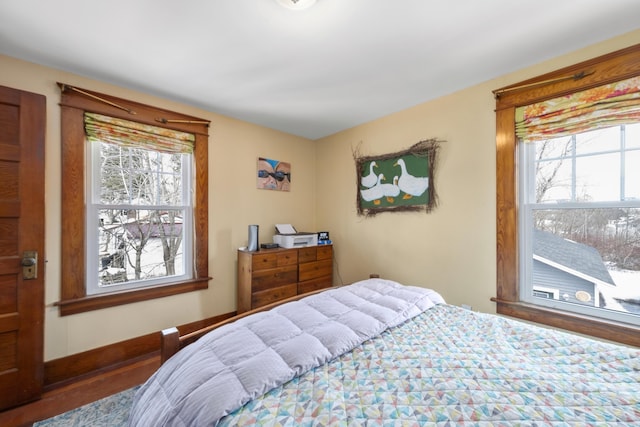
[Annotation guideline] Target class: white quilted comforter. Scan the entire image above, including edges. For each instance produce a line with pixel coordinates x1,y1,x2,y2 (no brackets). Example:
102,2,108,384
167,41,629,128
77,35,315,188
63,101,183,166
128,279,445,426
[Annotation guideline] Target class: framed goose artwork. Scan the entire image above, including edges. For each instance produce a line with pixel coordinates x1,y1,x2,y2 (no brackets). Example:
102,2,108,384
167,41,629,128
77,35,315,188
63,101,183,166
355,139,440,216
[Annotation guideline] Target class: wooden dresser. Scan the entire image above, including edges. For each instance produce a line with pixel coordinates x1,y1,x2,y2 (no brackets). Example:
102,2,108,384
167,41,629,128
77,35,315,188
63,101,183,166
237,245,333,313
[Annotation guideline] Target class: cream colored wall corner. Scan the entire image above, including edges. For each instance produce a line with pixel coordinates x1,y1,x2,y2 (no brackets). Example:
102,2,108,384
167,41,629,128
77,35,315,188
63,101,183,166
0,55,316,361
315,29,640,314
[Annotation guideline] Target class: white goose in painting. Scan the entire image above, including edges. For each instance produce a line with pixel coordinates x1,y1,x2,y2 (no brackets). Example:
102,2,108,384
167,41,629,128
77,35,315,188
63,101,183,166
360,161,378,188
380,175,400,203
395,158,429,199
360,173,385,205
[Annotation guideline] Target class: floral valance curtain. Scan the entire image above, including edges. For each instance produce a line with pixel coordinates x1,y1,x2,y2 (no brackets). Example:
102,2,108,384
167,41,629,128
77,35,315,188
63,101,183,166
84,112,195,154
515,75,640,142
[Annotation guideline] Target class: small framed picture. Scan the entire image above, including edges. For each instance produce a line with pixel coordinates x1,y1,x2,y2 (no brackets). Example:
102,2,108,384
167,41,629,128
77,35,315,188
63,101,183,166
257,157,291,191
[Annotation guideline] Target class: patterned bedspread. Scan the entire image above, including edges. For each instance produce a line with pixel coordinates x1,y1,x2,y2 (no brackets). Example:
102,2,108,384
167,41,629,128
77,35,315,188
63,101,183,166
220,304,640,426
129,279,445,426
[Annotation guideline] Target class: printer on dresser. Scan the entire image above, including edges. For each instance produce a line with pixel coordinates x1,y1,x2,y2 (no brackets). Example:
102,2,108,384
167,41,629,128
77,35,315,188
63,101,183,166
237,245,333,314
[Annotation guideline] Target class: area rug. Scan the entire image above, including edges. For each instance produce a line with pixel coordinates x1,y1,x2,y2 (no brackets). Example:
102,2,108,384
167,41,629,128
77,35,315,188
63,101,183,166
34,385,140,426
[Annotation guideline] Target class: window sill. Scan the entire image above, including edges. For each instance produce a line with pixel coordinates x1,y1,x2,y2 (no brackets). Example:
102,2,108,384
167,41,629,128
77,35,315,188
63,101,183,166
491,298,640,347
55,277,211,316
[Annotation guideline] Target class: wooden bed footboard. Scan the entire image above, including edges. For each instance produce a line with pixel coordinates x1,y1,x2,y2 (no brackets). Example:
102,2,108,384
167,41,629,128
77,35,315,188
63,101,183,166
160,288,329,364
160,327,181,365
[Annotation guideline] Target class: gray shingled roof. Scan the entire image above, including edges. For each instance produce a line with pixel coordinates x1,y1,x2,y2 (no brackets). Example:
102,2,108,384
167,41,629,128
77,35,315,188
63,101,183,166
534,229,615,286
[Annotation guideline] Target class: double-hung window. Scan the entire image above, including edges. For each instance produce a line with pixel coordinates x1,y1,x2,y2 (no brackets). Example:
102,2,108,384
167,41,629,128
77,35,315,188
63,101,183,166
58,84,210,315
85,113,193,294
520,122,640,325
494,44,640,346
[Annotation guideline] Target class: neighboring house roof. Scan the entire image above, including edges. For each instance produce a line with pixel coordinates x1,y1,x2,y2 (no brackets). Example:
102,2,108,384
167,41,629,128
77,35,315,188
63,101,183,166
533,229,615,287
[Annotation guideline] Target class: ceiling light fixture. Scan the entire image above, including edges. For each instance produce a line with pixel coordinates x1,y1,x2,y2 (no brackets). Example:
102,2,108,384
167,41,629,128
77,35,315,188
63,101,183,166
275,0,317,11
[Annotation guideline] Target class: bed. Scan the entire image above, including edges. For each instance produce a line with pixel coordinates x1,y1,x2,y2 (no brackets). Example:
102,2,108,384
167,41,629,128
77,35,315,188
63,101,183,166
128,278,640,426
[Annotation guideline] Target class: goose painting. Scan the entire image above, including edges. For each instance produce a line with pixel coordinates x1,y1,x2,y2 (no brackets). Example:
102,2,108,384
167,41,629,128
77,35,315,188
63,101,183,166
360,161,378,188
394,158,429,199
360,173,385,205
355,140,439,216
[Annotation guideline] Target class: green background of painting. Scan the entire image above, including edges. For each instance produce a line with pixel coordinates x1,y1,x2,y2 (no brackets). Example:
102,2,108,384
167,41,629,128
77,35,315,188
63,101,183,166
359,154,429,209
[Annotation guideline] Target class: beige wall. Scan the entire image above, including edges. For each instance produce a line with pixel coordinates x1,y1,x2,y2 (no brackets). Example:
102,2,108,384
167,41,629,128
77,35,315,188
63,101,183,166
1,28,639,361
0,55,317,360
315,29,640,313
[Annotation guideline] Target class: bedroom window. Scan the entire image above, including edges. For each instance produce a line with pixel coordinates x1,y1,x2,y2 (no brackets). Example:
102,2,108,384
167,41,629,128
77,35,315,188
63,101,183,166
520,124,640,325
494,44,640,347
58,84,210,315
85,113,193,295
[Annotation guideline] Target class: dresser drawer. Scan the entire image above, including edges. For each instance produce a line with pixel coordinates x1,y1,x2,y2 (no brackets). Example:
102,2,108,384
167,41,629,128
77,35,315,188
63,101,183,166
252,283,297,309
276,250,298,267
298,259,332,282
299,245,332,264
251,253,278,270
251,249,298,271
298,247,317,263
317,245,332,260
251,265,297,292
298,275,332,294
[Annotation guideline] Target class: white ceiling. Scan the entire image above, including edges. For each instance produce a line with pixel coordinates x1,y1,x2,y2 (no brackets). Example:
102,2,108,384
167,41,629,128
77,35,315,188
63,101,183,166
1,1,639,139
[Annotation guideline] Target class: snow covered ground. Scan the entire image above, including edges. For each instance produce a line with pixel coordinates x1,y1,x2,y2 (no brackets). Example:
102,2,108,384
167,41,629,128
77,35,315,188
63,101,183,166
604,269,640,314
609,270,640,300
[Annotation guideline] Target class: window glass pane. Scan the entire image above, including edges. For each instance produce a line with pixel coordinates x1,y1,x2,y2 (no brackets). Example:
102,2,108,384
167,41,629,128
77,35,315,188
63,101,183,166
100,166,128,204
100,142,183,206
535,135,572,161
575,126,620,155
575,152,620,202
98,208,185,288
536,158,573,203
160,173,183,205
535,134,625,203
532,208,640,318
626,150,640,201
626,123,640,149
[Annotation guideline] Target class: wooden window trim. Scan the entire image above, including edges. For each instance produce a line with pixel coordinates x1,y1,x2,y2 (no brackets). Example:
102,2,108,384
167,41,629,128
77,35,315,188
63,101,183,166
494,43,640,347
57,84,211,316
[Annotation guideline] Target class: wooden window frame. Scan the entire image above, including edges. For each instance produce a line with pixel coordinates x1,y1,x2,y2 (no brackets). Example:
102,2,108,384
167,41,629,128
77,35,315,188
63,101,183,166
493,44,640,347
57,85,210,316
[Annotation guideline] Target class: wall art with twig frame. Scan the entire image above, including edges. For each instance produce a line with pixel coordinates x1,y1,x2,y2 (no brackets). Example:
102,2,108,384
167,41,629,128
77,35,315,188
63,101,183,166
354,139,440,216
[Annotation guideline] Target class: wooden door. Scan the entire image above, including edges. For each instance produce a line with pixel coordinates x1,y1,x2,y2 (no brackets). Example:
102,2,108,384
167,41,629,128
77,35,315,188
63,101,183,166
0,85,46,410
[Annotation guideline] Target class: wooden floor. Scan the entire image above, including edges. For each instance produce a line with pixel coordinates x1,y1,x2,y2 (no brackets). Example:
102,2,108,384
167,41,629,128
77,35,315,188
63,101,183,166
0,354,160,427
